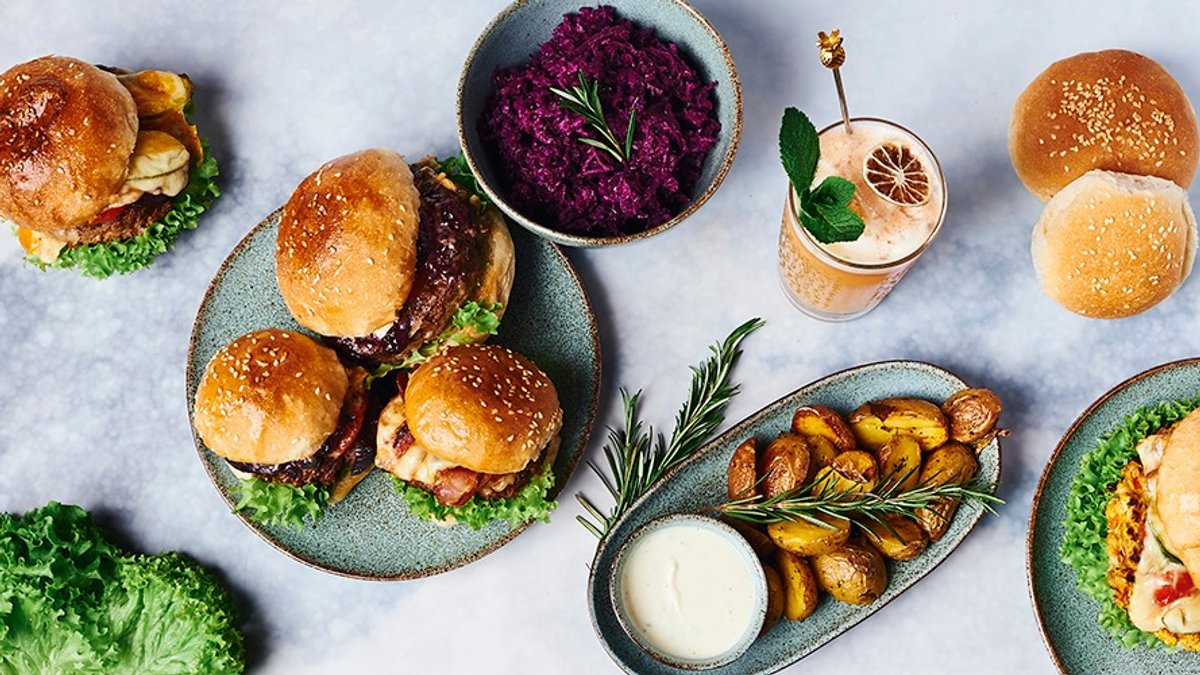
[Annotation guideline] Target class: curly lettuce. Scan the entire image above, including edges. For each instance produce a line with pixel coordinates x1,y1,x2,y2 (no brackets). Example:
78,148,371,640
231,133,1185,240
392,460,556,531
1060,394,1200,649
0,502,245,674
231,476,330,530
35,139,220,279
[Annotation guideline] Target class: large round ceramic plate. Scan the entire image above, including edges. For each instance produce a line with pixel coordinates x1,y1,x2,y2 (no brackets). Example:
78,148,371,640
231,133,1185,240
588,361,1002,674
1028,358,1200,674
186,208,600,580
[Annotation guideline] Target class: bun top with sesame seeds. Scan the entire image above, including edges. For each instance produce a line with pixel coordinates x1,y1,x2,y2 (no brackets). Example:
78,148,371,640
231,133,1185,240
1010,50,1200,201
1032,170,1197,318
0,56,138,232
193,328,350,465
405,344,562,474
275,148,421,338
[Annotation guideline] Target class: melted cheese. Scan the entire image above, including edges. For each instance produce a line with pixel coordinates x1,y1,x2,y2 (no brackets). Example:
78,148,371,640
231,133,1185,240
374,394,456,486
110,130,190,208
1129,432,1200,633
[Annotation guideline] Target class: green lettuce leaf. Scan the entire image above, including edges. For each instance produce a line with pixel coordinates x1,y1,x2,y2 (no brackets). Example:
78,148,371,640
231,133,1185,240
1060,394,1200,649
0,583,106,675
34,139,221,279
438,154,490,210
98,554,244,675
391,460,557,530
231,476,330,530
374,301,503,378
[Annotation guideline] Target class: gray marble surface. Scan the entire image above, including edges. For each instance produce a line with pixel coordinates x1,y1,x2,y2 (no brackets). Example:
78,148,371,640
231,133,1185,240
1,1,1197,673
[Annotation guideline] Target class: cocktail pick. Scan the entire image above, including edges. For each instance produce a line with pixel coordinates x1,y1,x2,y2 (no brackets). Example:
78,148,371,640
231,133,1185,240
817,29,851,133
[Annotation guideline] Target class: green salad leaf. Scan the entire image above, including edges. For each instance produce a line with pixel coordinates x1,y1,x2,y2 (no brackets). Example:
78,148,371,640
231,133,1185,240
33,139,221,279
778,107,865,244
439,154,490,210
392,460,557,531
231,476,330,530
373,301,504,379
0,502,245,674
1060,394,1200,649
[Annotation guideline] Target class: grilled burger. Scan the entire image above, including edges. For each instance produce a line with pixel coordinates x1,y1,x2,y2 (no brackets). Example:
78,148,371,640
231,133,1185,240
374,343,563,529
0,55,217,276
274,148,514,367
1107,407,1200,649
193,329,374,513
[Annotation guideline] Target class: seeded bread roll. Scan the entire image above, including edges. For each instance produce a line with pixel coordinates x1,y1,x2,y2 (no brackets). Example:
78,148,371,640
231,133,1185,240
1031,170,1197,318
1010,50,1200,201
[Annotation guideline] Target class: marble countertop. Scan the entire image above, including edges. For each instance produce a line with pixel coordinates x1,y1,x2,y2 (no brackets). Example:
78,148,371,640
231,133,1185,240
2,1,1198,673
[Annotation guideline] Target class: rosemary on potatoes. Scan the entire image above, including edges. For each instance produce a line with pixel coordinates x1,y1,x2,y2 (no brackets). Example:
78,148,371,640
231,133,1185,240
576,318,764,538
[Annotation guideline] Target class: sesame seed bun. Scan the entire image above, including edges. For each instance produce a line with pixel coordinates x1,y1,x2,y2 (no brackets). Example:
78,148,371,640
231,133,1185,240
275,149,421,338
1031,170,1197,318
1010,50,1200,201
194,329,350,465
1155,408,1200,585
405,344,562,474
0,56,138,231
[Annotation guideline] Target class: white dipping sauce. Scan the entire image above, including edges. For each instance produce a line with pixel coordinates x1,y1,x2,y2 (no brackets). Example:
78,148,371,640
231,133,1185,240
619,523,757,661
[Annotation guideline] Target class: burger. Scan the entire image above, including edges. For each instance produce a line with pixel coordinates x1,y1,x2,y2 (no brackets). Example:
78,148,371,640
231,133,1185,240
0,55,219,278
274,148,514,368
374,343,563,529
193,329,374,527
1106,406,1200,649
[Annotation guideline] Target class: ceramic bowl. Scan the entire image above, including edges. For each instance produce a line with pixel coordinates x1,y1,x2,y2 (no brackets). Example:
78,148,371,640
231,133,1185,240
610,514,768,670
457,0,742,247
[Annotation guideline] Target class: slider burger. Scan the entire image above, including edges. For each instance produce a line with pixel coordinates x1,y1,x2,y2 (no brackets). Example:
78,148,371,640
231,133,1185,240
0,55,219,277
274,149,514,367
1107,407,1200,649
193,329,373,526
375,344,563,529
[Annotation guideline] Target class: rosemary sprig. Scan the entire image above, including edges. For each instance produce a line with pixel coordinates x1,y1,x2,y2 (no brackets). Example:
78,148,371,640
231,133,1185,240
550,72,637,163
716,470,1002,528
576,318,765,539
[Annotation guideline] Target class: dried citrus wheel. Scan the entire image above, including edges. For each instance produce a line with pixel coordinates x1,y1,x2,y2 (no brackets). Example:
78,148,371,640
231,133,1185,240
863,142,931,206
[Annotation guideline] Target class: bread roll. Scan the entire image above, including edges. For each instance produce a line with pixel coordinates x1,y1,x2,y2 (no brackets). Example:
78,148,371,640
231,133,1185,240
0,56,138,231
1156,408,1200,584
1010,50,1200,201
1031,170,1196,318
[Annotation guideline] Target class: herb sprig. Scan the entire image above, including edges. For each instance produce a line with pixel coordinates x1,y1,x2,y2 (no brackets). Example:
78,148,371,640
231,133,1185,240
551,72,637,163
779,107,865,244
717,470,1001,528
576,318,764,538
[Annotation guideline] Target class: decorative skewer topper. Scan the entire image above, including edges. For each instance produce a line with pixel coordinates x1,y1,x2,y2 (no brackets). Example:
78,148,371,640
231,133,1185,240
818,29,852,132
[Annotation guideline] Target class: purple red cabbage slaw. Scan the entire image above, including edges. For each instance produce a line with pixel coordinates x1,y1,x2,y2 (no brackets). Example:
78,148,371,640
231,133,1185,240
480,6,721,237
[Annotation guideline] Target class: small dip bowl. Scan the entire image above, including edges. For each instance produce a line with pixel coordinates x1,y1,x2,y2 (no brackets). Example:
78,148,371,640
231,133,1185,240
609,514,768,670
457,0,742,247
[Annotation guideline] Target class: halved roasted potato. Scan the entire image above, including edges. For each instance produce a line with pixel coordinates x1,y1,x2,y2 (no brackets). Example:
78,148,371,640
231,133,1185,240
775,550,820,621
759,434,810,498
806,435,839,477
762,562,787,630
812,540,888,605
914,442,979,540
860,514,928,561
728,438,759,500
792,405,857,453
942,388,1003,444
768,514,851,556
876,434,922,491
814,451,878,494
849,398,950,451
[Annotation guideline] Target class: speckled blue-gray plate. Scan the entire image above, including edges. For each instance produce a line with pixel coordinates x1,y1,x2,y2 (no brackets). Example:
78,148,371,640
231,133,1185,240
588,361,1002,674
185,208,600,580
457,0,742,247
1028,358,1200,674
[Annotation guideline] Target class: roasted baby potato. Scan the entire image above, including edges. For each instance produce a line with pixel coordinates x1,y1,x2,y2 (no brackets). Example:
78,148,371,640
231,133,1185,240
762,562,787,630
728,438,760,500
768,514,851,556
876,434,922,491
849,398,950,451
721,517,777,559
860,514,929,561
914,442,979,540
814,451,879,494
759,434,810,498
806,435,839,476
775,550,820,621
791,406,857,453
942,388,1003,444
813,541,888,605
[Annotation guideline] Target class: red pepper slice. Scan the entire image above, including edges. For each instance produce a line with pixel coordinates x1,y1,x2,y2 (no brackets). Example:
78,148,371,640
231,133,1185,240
1154,569,1196,606
89,204,128,225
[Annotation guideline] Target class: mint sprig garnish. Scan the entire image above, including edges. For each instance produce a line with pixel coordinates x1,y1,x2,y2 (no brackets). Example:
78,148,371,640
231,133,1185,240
779,107,865,244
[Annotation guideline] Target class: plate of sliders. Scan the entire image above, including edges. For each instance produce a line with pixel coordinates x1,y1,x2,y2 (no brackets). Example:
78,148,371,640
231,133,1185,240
185,149,600,579
1029,358,1200,674
587,360,1004,673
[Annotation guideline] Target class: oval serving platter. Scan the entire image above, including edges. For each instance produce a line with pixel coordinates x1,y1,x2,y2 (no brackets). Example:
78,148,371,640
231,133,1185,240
1028,358,1200,674
185,208,600,580
588,360,1001,674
